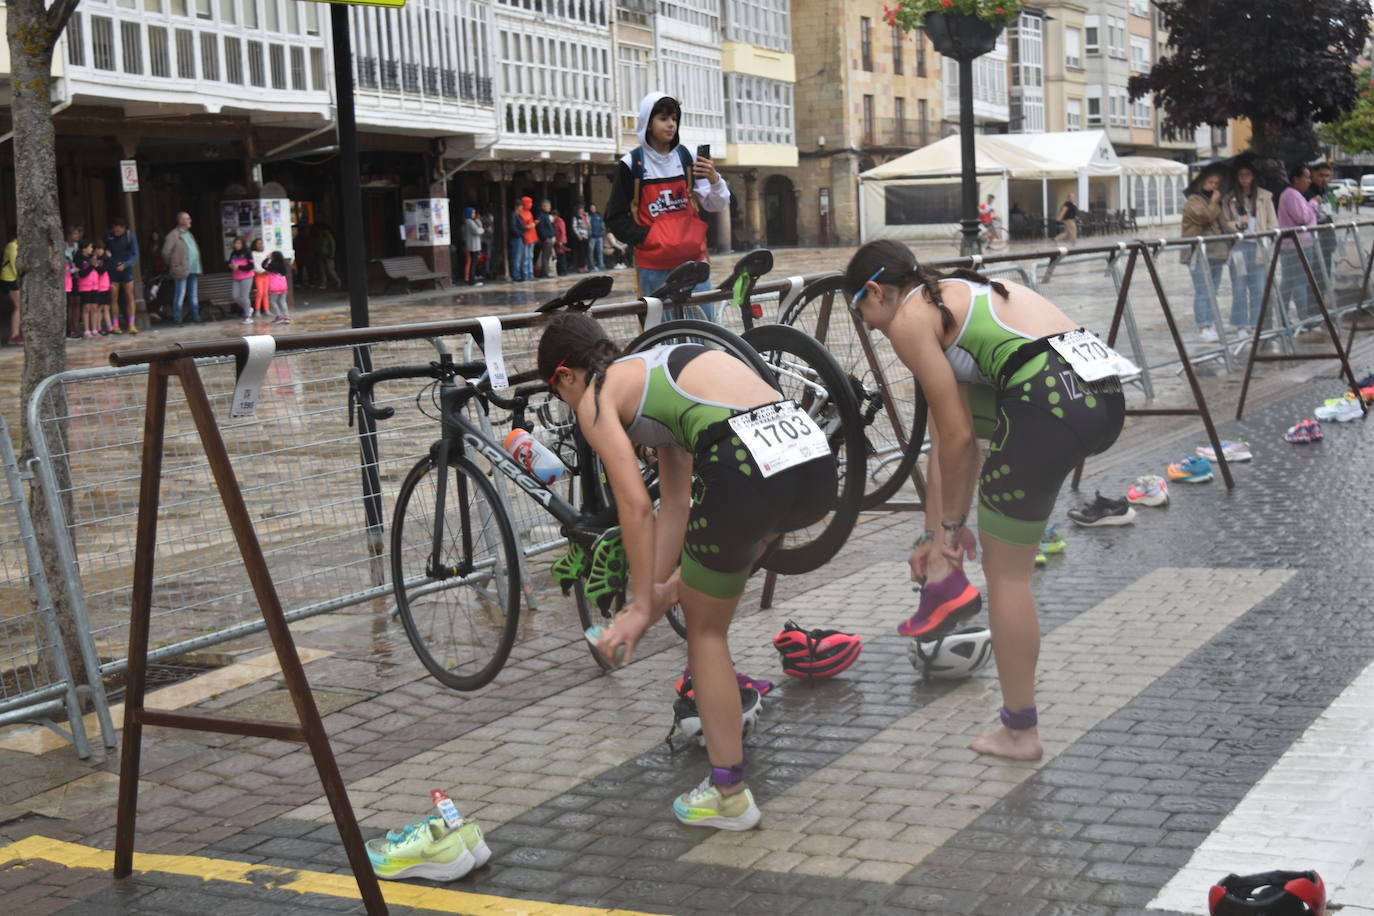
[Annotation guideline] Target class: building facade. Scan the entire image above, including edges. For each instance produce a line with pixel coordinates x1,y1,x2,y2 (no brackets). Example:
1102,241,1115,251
790,0,945,247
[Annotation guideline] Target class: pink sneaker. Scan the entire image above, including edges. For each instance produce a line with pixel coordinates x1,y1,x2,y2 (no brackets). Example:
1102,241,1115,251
898,568,983,638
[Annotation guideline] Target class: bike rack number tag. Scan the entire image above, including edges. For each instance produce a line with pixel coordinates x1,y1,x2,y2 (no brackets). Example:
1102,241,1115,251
231,335,276,418
477,316,509,389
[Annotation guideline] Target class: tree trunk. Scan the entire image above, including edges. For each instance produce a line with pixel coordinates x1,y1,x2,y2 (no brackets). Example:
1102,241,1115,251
9,0,90,689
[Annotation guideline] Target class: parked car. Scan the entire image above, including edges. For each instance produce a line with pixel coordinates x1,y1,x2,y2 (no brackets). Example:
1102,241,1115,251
1331,180,1357,207
1360,174,1374,200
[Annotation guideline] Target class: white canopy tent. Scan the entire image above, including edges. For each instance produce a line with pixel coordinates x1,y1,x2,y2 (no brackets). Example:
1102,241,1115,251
858,130,1185,241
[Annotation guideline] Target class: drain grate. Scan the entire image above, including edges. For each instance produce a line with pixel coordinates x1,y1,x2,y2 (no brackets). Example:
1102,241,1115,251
102,660,222,706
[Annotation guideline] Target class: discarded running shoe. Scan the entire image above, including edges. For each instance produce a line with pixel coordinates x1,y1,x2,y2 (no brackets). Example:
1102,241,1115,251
1068,491,1137,527
367,791,491,882
897,568,982,638
1315,397,1362,423
774,620,863,678
1127,475,1169,507
667,677,763,750
1283,419,1323,444
1195,441,1252,462
1167,455,1214,483
1035,523,1067,567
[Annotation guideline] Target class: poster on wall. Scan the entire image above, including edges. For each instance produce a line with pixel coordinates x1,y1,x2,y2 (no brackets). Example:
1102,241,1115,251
403,198,450,247
219,198,295,264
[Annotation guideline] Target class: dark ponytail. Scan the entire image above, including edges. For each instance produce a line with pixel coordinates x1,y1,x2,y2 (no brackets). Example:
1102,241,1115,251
536,312,623,417
843,239,1008,334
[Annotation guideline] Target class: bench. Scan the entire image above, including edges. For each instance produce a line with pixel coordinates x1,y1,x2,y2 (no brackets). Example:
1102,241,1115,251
148,271,238,323
376,255,450,293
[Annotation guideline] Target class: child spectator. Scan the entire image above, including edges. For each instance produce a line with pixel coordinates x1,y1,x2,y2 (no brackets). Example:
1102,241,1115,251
266,250,290,324
74,240,100,339
251,239,271,315
228,237,255,322
93,242,116,335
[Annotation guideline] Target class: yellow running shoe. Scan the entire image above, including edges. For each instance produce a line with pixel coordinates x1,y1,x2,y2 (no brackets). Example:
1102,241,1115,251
673,778,760,831
365,814,475,881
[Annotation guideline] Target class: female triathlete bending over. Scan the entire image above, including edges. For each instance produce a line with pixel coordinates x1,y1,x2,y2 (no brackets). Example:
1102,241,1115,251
843,240,1125,760
538,313,836,827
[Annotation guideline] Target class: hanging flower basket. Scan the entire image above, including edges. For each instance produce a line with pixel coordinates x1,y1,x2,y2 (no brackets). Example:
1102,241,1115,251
884,1,1023,59
921,12,1005,60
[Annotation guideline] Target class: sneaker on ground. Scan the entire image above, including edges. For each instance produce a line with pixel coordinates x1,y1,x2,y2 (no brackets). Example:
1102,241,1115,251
1199,326,1220,343
1315,398,1362,423
1167,455,1214,483
673,777,761,831
1195,441,1252,462
897,568,982,638
366,814,476,881
1067,491,1137,527
1127,475,1170,506
1283,419,1323,444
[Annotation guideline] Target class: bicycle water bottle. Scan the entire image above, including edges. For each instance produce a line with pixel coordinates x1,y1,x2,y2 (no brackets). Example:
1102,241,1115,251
504,428,566,484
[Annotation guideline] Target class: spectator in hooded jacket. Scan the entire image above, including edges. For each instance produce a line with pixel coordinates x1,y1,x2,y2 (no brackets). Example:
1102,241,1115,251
520,196,538,281
605,92,730,320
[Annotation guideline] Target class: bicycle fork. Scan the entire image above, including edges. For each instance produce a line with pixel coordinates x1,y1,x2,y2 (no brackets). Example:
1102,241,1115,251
428,437,474,581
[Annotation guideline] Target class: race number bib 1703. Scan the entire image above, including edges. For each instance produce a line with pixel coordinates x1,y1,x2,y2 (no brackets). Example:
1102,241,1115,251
1048,329,1139,382
727,401,831,479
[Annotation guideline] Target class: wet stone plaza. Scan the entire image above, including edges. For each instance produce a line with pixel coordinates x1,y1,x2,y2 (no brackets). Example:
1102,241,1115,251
1,236,1373,915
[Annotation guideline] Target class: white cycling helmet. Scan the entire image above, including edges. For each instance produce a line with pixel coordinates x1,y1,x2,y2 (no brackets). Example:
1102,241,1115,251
908,627,994,681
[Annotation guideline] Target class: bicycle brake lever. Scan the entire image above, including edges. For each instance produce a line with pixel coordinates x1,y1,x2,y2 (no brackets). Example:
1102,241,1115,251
347,386,356,428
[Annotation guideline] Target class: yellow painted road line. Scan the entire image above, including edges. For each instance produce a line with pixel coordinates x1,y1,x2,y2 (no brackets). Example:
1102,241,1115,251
0,835,660,916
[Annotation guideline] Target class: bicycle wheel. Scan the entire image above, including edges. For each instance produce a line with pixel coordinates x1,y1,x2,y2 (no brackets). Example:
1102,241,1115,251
391,453,521,691
623,319,774,380
741,323,865,575
781,273,927,509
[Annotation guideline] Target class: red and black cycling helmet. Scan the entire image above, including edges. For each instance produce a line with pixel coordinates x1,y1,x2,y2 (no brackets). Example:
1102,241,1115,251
773,620,862,679
1209,870,1325,916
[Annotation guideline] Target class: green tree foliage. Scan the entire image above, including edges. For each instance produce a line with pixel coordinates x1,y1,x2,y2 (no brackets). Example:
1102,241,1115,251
1129,0,1369,163
1322,70,1374,153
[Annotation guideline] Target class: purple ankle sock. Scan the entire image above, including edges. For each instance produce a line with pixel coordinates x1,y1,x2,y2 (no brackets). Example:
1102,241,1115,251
1000,705,1038,730
711,761,746,787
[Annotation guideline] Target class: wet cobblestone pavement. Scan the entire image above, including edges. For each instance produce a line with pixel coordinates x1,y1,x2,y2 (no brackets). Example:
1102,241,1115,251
1,241,1373,914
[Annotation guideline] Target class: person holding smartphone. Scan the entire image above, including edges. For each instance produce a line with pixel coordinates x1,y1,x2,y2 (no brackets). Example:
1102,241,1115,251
605,92,731,321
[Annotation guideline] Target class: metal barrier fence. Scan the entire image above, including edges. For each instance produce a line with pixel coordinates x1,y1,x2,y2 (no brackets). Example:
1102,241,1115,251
0,413,106,758
19,223,1374,708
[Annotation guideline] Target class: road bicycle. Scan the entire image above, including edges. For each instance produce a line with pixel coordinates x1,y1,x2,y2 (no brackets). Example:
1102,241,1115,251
782,272,930,510
950,219,1008,253
349,270,864,689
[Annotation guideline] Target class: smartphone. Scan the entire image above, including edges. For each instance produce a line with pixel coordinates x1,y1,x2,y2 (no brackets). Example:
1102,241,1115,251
696,144,711,162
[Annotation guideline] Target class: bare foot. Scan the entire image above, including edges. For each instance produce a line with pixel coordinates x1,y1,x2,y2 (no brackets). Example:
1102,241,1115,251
969,726,1044,761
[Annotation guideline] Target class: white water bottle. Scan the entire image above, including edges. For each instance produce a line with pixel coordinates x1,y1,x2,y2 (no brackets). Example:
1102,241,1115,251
504,427,566,484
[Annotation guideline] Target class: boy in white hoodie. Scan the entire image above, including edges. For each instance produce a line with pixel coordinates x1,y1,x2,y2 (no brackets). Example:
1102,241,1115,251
604,92,731,320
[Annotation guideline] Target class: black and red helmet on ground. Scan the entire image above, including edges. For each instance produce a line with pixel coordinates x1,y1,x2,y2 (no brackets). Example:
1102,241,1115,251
772,620,862,679
1209,870,1325,916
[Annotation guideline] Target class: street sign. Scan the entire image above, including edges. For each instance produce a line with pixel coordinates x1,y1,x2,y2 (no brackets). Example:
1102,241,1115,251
300,0,405,6
120,160,139,193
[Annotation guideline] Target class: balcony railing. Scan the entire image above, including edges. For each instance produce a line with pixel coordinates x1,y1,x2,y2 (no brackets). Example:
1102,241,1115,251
354,57,493,106
861,118,955,150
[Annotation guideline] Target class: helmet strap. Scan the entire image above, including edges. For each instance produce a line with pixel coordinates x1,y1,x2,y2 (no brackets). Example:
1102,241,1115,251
1000,705,1038,731
711,761,747,788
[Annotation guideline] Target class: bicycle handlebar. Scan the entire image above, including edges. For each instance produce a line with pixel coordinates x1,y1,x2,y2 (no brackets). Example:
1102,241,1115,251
347,360,550,427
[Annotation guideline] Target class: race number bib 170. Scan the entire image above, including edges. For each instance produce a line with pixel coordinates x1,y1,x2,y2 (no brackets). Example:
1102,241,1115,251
1048,329,1139,382
727,401,830,479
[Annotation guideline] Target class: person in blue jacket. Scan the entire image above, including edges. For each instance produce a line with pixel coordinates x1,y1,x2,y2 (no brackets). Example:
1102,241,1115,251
104,217,141,334
588,204,606,271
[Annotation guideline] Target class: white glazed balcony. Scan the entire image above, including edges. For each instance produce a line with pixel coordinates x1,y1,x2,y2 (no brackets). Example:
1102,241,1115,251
60,0,330,122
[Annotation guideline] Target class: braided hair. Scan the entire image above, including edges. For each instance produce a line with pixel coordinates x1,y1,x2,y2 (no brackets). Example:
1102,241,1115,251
536,311,622,418
842,239,1008,333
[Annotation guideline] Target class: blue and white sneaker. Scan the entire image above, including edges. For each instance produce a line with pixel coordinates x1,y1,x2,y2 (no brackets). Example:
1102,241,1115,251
1166,455,1213,483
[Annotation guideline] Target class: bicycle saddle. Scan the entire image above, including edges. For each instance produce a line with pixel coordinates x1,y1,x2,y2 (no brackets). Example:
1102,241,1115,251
717,248,773,292
537,274,615,313
647,260,710,303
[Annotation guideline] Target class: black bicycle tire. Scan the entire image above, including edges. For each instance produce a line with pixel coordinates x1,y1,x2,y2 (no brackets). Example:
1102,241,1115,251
740,323,864,575
781,273,927,509
391,453,521,691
